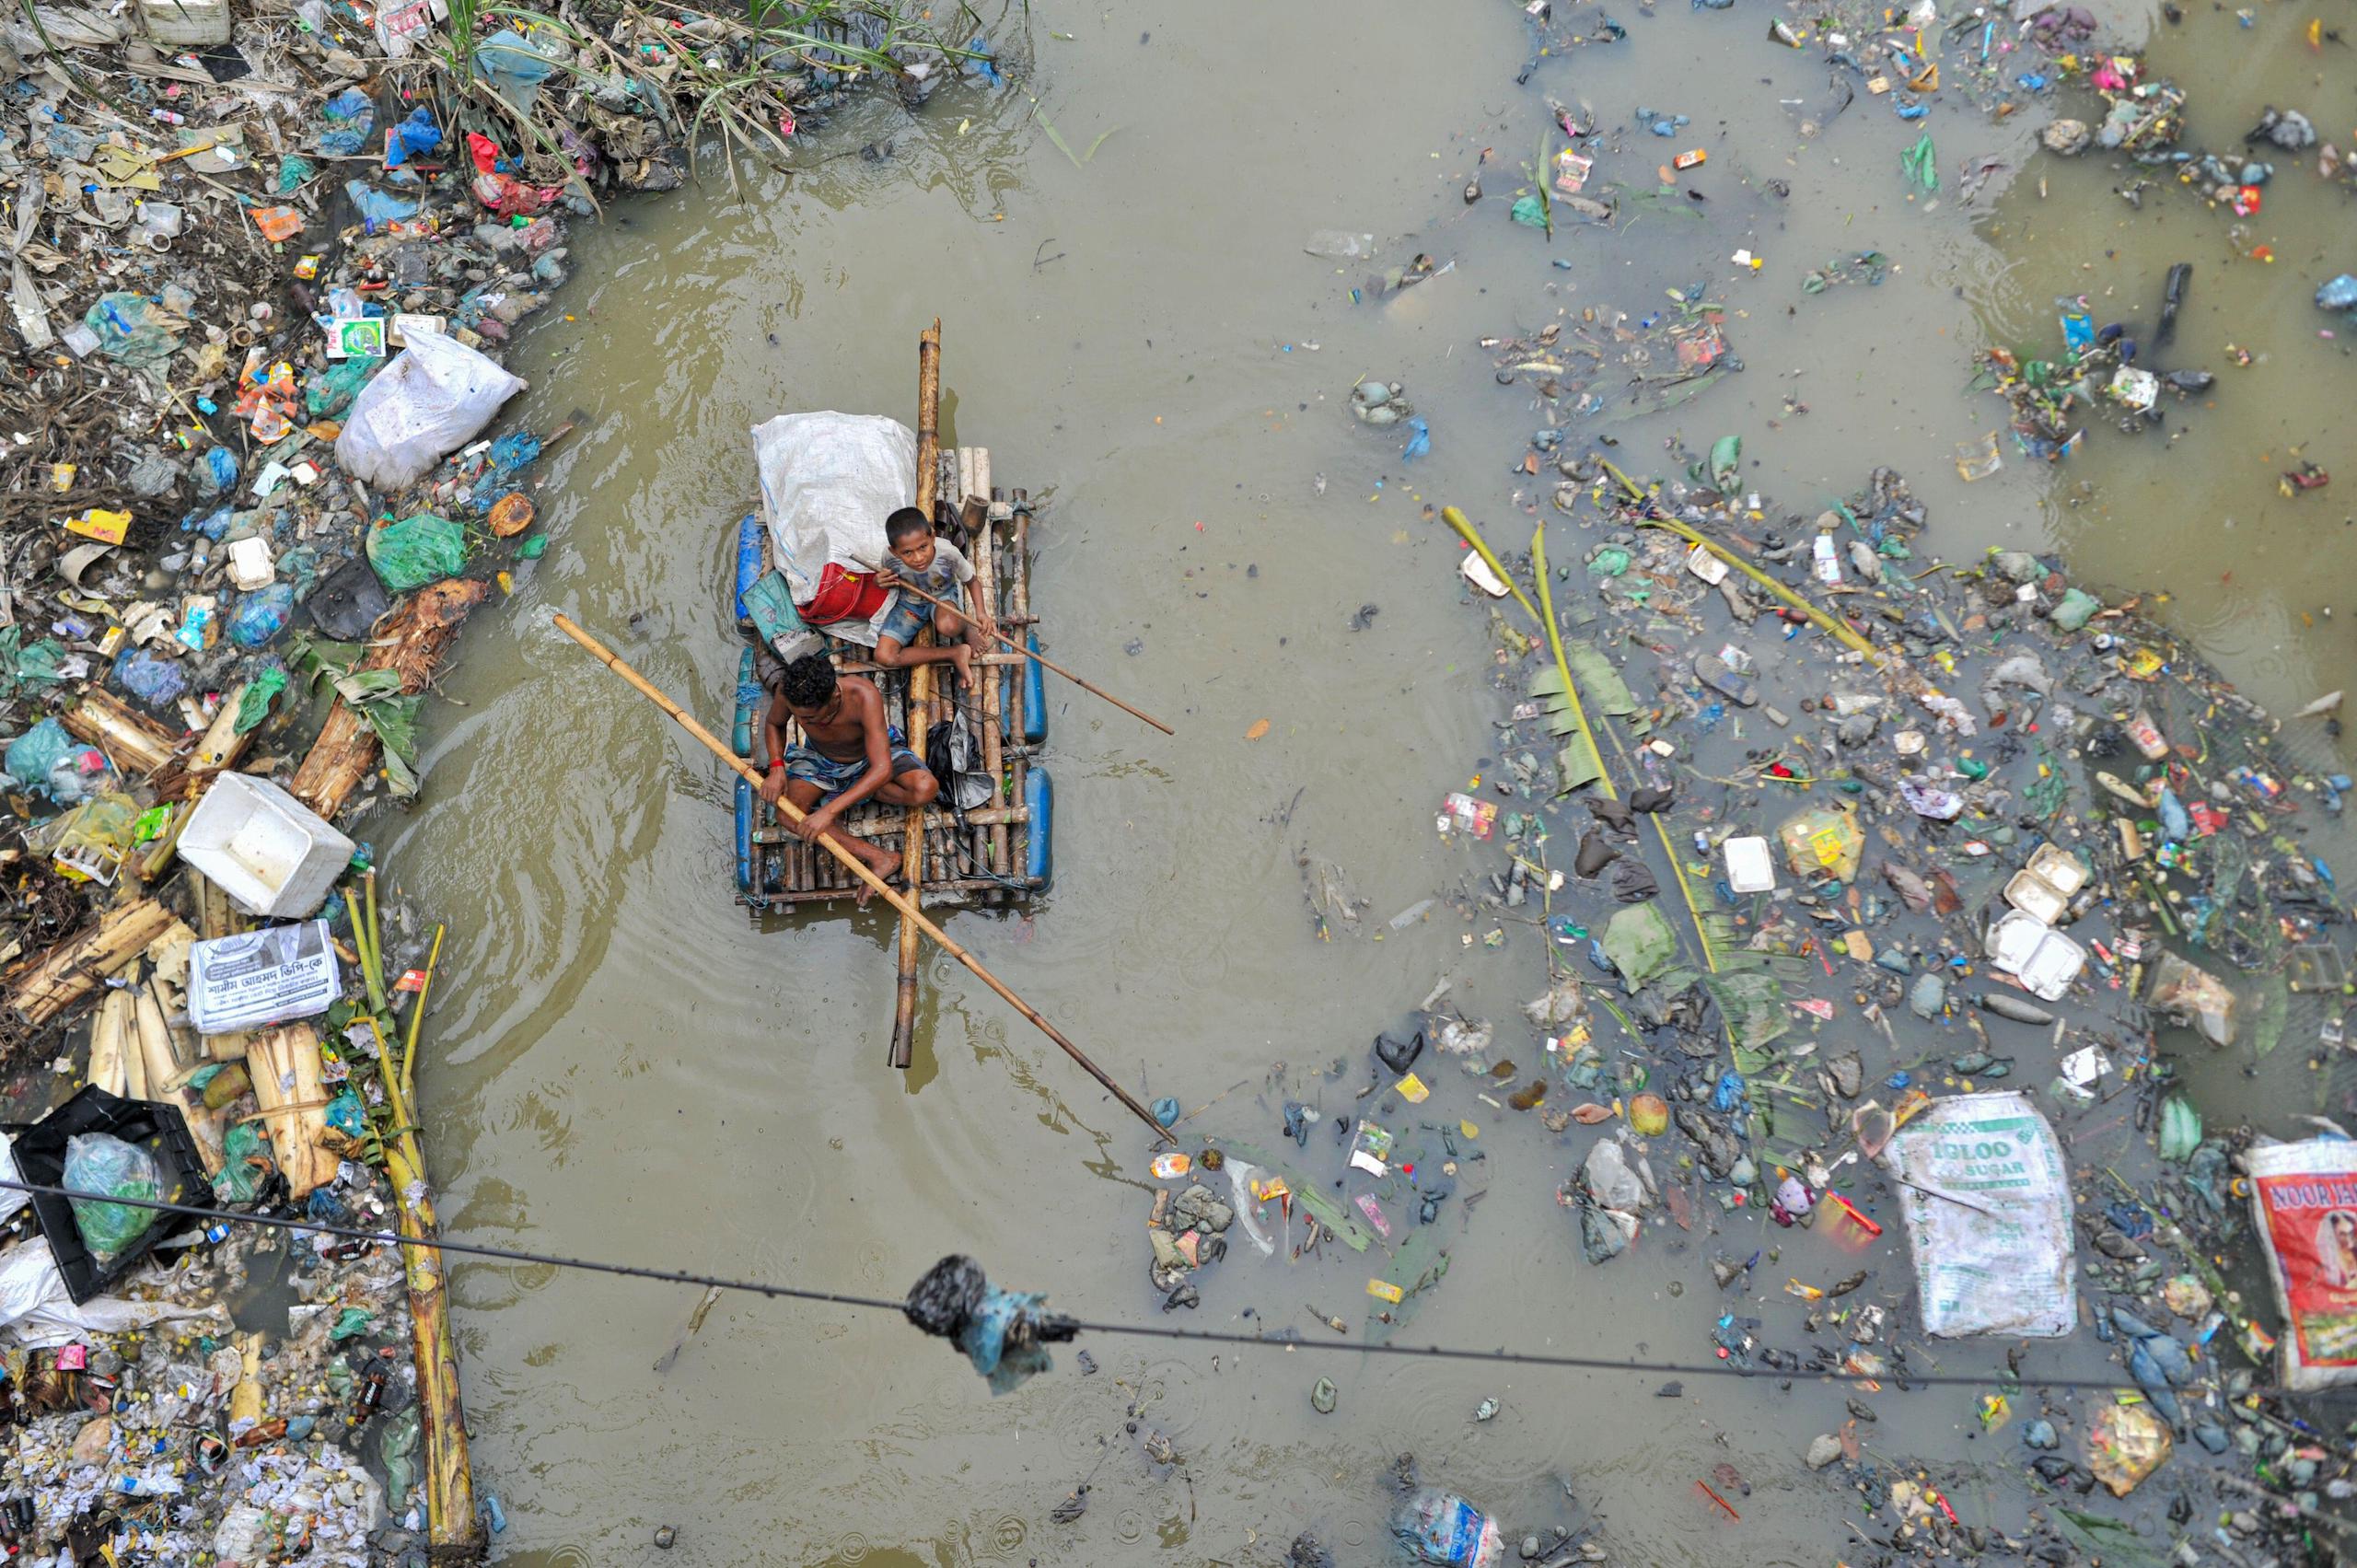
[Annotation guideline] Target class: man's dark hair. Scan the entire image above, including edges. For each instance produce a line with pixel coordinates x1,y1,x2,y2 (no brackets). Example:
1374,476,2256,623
886,506,932,545
779,652,838,710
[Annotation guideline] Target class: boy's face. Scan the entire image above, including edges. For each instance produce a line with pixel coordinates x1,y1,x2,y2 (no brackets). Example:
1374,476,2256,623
891,533,937,573
784,689,841,726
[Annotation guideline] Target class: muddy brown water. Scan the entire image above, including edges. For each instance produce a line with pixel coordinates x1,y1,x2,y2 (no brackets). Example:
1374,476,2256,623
370,0,2352,1560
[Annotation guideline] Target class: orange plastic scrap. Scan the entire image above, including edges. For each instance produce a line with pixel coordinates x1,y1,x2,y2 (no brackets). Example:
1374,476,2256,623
251,205,304,242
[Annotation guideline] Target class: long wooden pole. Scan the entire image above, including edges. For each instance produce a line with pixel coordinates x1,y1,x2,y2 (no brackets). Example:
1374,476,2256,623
894,321,943,1071
886,579,1175,736
552,614,1173,1143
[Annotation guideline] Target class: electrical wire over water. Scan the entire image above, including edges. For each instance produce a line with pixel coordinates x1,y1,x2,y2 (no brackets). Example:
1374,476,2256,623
1,1175,2278,1398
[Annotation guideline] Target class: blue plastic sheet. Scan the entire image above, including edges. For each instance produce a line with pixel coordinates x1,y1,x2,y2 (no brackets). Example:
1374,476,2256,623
345,180,419,226
485,430,540,474
479,30,559,113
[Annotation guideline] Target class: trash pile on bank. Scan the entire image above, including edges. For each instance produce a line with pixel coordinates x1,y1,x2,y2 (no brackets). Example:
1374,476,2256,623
0,838,482,1562
0,0,994,1559
1144,433,2357,1557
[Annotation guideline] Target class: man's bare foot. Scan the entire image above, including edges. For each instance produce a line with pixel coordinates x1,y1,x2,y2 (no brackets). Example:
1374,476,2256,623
850,845,903,907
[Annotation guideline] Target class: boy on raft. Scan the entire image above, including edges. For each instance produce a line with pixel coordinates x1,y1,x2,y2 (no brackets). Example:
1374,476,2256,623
759,652,940,904
868,505,994,686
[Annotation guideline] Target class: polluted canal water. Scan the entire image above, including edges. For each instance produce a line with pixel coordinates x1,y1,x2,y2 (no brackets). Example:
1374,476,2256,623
352,0,2357,1563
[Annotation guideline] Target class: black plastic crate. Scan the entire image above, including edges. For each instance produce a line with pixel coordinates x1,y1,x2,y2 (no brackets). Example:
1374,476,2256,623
6,1086,215,1304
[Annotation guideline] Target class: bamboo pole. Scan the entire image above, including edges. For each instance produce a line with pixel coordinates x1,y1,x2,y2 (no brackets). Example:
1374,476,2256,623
552,612,1174,1144
969,490,1010,883
893,320,942,1073
886,579,1174,736
358,931,479,1562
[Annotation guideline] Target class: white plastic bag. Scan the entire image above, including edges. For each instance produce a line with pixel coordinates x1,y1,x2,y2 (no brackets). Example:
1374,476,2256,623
2247,1139,2357,1390
0,1237,227,1348
1881,1090,2075,1338
751,412,911,602
335,330,526,492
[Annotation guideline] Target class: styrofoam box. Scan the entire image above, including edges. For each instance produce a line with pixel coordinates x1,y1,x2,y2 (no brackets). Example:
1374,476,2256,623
1986,910,2086,1003
1724,834,1776,894
179,773,355,919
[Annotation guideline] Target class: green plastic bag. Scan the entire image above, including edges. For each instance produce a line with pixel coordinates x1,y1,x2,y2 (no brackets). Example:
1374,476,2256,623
1901,133,1939,193
366,513,465,594
234,666,289,733
215,1122,269,1203
2050,587,2103,633
64,1132,162,1266
1709,435,1742,491
2156,1094,2201,1161
1510,193,1549,230
306,355,376,417
1603,903,1678,985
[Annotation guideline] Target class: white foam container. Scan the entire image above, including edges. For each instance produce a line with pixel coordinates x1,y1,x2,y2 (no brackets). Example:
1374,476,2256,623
1986,910,2086,1003
179,773,354,919
1724,834,1776,894
2003,843,2089,924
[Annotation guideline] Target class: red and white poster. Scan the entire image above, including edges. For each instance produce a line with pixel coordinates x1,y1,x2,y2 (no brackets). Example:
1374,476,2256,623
2247,1140,2357,1390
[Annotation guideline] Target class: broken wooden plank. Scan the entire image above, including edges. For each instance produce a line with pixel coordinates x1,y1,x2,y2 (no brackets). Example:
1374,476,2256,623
290,579,487,819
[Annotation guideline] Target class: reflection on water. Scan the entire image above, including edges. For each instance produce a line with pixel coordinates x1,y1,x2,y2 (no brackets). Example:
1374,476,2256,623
378,0,2347,1558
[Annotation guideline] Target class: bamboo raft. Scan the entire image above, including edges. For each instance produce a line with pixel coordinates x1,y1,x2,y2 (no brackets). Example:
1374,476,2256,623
726,461,1053,913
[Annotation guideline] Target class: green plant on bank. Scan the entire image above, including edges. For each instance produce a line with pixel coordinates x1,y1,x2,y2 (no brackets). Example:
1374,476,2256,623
425,0,975,188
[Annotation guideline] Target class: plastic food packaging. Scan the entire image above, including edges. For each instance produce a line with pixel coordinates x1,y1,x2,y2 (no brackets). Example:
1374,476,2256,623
2002,843,2087,925
186,921,342,1034
1881,1091,2074,1338
335,329,527,491
2245,1138,2357,1389
2086,1400,2172,1495
1777,805,1864,881
1392,1488,1504,1568
1723,834,1775,893
2144,949,2237,1047
1985,911,2086,1002
62,1132,162,1266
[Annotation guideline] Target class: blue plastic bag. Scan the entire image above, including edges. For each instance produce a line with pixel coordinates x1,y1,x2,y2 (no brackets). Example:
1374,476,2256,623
383,106,442,168
196,447,238,499
318,87,376,156
4,717,110,805
345,180,419,226
228,583,296,648
114,647,189,707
